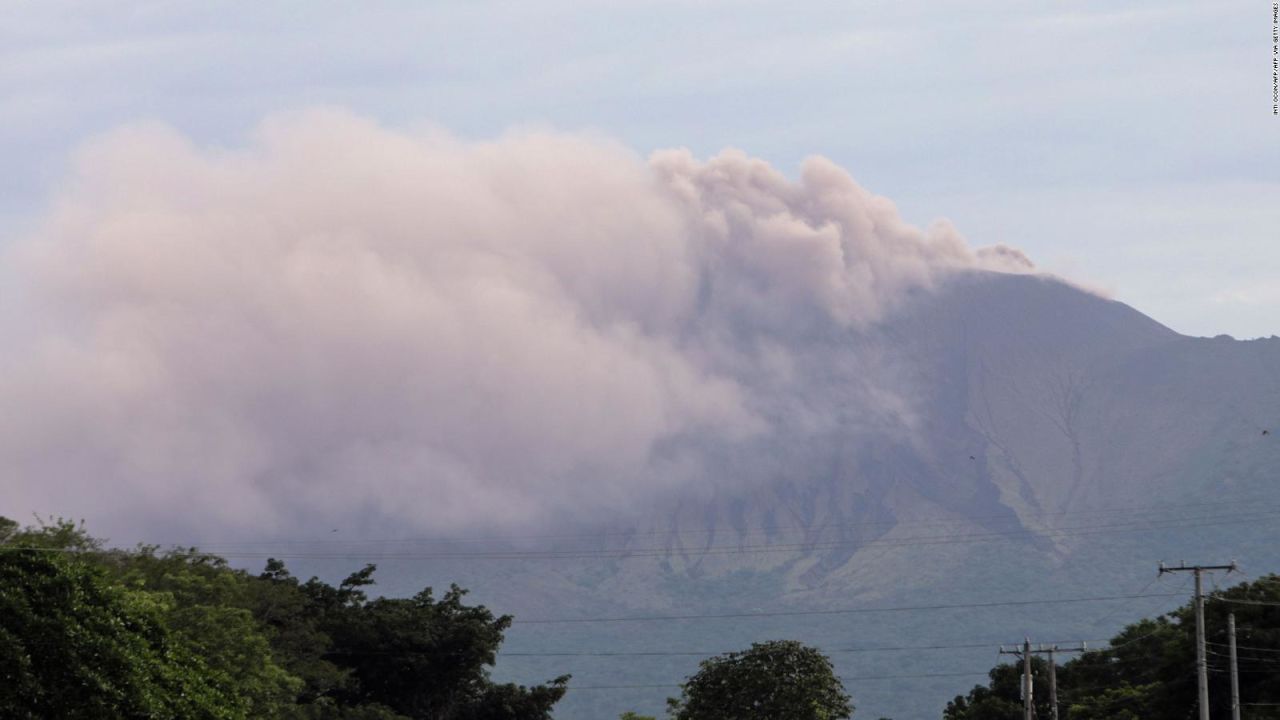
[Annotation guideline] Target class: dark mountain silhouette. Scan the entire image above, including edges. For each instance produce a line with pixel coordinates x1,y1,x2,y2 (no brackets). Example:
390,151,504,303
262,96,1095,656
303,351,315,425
317,271,1280,719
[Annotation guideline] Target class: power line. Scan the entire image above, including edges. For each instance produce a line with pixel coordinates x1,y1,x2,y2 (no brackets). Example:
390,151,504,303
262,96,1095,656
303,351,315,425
1087,572,1179,629
1208,641,1280,654
9,509,1270,562
498,639,1116,658
1158,561,1239,720
567,671,992,690
511,592,1185,625
207,505,1280,551
1102,628,1172,652
178,497,1279,548
1216,597,1280,607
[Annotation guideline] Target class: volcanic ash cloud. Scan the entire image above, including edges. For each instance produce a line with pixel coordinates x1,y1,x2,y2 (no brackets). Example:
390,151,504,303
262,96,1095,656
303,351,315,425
0,109,1032,539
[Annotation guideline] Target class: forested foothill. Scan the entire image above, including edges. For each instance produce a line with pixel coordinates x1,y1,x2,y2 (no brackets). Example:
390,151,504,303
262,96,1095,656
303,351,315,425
7,515,1280,719
945,574,1280,719
0,517,567,720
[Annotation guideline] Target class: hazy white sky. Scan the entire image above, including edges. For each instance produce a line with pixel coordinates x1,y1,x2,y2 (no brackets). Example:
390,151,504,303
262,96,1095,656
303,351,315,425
2,0,1276,337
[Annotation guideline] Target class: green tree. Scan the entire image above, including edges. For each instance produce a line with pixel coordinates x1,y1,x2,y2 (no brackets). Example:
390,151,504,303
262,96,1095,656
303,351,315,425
0,547,234,719
0,517,571,720
1060,576,1280,719
0,515,100,552
317,581,567,719
454,679,571,720
246,558,365,712
943,658,1048,720
1054,616,1183,720
667,640,853,720
111,548,305,716
945,575,1280,719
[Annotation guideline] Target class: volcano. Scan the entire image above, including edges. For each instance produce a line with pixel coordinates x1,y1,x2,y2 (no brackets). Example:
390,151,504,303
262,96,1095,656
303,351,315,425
365,271,1280,719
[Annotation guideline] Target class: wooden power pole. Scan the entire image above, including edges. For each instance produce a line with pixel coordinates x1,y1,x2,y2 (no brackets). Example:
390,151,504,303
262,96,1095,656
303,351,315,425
1023,639,1032,720
1229,613,1241,720
1000,639,1034,720
1159,561,1237,720
1044,643,1087,720
999,640,1087,720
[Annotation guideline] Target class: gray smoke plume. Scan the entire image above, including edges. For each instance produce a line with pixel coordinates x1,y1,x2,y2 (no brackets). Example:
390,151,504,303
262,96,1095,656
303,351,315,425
0,109,1033,540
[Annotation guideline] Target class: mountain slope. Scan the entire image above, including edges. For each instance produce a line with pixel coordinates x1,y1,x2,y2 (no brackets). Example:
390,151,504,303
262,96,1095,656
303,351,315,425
313,271,1280,719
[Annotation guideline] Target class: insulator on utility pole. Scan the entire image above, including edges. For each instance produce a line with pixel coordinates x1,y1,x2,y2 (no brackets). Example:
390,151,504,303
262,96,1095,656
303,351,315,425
999,639,1087,720
1158,561,1238,720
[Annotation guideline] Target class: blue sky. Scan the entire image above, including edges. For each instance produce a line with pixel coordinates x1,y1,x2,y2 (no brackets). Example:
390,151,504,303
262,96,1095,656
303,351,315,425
3,0,1276,337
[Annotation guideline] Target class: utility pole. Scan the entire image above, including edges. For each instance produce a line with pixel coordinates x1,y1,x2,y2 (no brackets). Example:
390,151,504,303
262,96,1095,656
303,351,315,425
999,640,1088,720
1000,639,1034,720
1044,643,1088,720
1047,645,1058,720
1024,639,1033,720
1228,613,1240,720
1159,561,1238,720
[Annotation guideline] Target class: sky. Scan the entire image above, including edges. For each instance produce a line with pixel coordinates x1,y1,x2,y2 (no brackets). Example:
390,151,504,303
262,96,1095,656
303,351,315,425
0,1,1278,542
1,0,1276,339
2,12,1273,719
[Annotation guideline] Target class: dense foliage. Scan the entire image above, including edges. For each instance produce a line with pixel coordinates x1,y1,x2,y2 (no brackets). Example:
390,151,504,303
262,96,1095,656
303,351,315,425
0,546,239,719
666,639,853,720
0,517,566,720
941,658,1048,720
945,574,1280,719
12,514,1280,720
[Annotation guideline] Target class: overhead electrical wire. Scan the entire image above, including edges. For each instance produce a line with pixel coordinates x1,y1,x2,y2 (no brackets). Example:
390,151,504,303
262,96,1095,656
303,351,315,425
497,638,1114,658
566,671,993,691
8,506,1270,564
510,592,1186,625
172,496,1280,549
1216,597,1280,608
